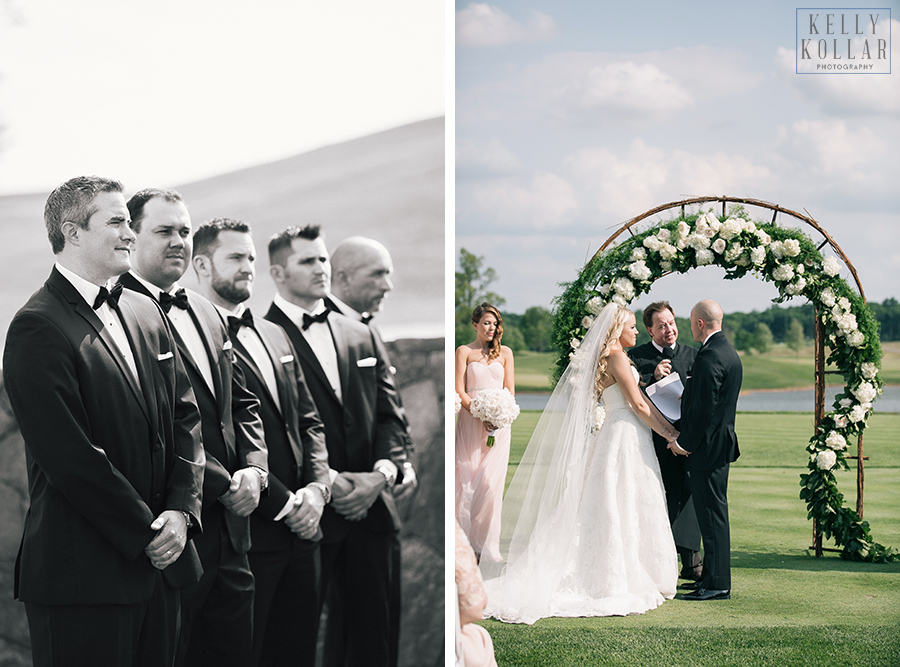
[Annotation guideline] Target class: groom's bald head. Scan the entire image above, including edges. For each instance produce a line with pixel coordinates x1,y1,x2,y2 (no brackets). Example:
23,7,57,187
690,299,724,342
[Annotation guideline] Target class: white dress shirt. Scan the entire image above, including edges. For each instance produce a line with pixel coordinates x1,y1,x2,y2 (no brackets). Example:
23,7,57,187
130,273,216,398
56,263,138,382
217,304,281,412
273,293,341,403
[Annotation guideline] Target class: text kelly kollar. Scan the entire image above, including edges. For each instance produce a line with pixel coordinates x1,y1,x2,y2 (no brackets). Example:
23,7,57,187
800,13,887,61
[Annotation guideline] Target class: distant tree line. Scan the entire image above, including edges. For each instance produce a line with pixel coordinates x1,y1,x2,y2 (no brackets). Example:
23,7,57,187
456,249,900,353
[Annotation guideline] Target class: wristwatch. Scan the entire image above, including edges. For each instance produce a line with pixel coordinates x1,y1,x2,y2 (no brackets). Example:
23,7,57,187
180,510,193,528
250,465,269,492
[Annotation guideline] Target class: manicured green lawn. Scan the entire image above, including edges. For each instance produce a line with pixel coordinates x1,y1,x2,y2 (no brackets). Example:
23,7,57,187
483,410,900,666
514,341,900,393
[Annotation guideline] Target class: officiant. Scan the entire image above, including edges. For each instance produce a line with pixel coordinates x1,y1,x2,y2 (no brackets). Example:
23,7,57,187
628,301,702,581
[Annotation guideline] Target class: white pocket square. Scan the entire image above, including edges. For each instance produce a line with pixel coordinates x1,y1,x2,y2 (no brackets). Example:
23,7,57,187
223,340,233,351
356,357,377,368
157,351,174,361
280,355,294,364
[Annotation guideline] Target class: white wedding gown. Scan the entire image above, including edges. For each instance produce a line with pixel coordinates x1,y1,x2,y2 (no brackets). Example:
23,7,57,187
481,365,678,624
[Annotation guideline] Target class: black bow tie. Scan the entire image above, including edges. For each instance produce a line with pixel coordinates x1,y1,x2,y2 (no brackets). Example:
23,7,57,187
93,283,123,310
302,308,330,331
360,313,373,325
159,289,189,313
227,309,254,336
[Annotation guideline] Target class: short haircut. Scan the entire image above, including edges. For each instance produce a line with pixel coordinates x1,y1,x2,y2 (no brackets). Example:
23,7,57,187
44,176,123,254
193,218,252,259
267,225,322,267
126,188,184,233
642,300,675,330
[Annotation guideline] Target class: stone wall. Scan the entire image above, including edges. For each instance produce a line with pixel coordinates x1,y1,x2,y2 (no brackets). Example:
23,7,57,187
0,337,445,667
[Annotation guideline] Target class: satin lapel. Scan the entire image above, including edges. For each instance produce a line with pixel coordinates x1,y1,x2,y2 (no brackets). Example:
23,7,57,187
232,334,280,415
72,295,151,423
328,317,350,406
254,323,292,418
186,302,226,413
114,298,156,427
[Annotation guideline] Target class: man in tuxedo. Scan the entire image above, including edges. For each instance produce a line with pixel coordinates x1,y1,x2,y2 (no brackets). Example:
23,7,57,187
3,176,204,666
669,299,742,601
264,225,411,667
328,236,418,664
192,218,332,666
119,189,268,666
628,301,702,581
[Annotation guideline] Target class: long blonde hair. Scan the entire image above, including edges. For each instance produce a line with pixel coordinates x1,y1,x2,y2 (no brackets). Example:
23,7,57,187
594,306,632,401
472,302,503,362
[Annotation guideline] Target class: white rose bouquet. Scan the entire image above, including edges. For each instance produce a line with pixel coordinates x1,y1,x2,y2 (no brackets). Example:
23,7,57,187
454,392,462,416
469,387,520,447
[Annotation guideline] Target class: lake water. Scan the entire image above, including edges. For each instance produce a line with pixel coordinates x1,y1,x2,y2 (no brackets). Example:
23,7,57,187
516,385,900,413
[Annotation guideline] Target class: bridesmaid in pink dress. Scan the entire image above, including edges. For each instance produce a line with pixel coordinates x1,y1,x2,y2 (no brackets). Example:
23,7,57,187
455,303,515,563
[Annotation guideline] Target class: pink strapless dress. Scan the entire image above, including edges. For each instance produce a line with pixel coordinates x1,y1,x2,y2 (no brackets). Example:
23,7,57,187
455,361,511,563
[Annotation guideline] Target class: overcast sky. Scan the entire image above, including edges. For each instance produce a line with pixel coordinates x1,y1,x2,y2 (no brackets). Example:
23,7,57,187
455,0,899,317
0,0,444,195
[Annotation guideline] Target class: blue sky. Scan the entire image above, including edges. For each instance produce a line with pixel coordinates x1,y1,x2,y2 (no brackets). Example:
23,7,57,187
455,0,899,317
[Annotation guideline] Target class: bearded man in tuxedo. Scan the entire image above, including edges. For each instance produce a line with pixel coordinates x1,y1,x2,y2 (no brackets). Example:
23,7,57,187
669,299,742,602
264,225,411,667
3,176,204,666
628,301,702,581
192,218,332,666
118,189,268,666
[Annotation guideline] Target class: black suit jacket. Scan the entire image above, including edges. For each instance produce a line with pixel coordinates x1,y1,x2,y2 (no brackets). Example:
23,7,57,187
119,272,267,555
265,303,409,543
679,331,742,471
3,267,204,605
230,314,331,550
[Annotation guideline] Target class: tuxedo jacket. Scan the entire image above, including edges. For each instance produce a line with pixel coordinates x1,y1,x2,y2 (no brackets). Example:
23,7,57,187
325,298,414,455
679,331,742,471
3,267,204,605
119,272,267,555
265,303,409,543
230,314,331,551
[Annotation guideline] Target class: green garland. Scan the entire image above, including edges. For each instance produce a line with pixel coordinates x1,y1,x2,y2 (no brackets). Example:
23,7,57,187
551,206,896,563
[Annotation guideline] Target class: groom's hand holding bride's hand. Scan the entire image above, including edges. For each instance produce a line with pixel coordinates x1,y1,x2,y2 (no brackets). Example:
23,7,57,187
332,471,384,522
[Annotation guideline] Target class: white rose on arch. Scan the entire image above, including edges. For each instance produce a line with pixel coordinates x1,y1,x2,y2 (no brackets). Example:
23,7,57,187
711,238,727,254
695,249,714,266
823,256,841,276
586,296,605,316
848,404,870,423
860,362,878,380
629,260,652,281
852,382,878,404
772,264,794,282
751,246,766,266
825,431,847,451
816,450,837,470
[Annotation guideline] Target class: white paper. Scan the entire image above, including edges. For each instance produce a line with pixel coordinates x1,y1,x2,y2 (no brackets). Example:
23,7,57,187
644,372,684,423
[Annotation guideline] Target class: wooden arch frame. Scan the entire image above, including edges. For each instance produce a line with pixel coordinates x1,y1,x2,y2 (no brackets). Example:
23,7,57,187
590,195,868,557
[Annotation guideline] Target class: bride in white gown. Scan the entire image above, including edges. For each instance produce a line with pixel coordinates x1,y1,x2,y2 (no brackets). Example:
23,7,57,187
481,304,680,624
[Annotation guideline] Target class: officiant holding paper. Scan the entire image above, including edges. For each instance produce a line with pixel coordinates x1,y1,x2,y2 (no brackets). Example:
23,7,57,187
628,301,702,581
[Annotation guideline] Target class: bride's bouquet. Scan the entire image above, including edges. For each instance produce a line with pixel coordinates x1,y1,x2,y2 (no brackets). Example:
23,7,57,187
469,387,520,447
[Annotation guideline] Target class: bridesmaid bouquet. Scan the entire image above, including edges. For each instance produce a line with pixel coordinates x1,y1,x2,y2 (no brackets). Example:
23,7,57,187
469,388,520,447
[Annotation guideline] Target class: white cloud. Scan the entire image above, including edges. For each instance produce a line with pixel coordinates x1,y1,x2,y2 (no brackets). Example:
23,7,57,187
456,137,525,176
775,20,900,117
564,140,771,220
468,172,577,229
456,3,557,47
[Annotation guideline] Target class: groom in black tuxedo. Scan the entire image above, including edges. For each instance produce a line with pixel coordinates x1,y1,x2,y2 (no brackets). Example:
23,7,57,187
264,225,411,667
670,299,742,601
628,301,702,580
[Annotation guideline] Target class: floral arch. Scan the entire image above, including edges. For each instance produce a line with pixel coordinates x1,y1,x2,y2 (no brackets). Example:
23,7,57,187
550,196,896,563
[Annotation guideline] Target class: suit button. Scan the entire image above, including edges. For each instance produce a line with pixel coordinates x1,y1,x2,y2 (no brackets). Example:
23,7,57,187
220,422,226,430
154,493,162,501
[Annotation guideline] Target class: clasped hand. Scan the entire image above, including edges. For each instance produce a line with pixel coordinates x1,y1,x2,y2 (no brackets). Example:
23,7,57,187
145,510,187,570
284,487,326,540
219,467,261,517
331,471,385,522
